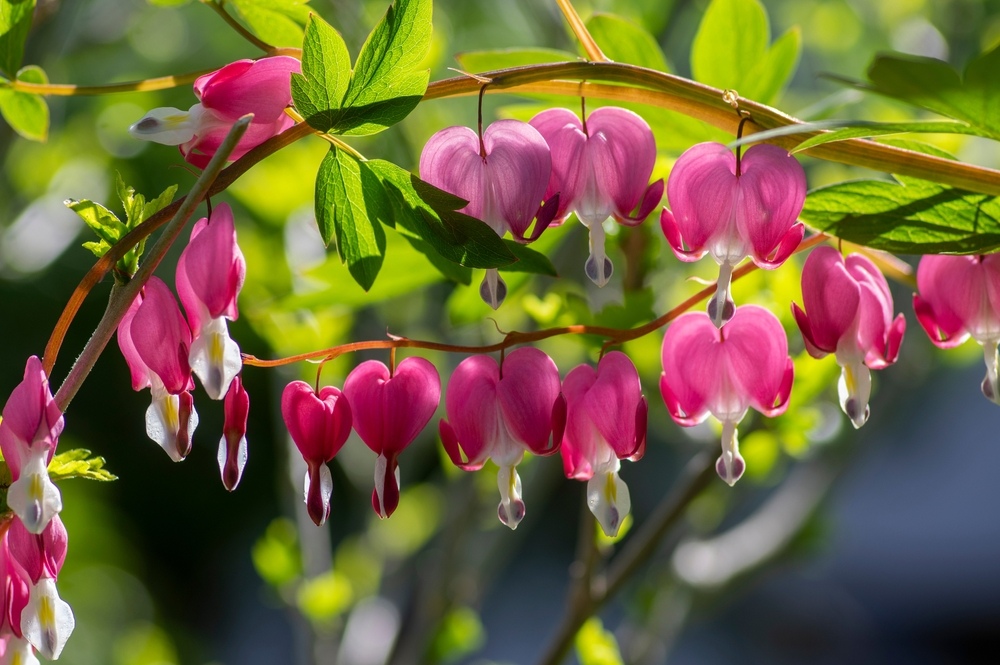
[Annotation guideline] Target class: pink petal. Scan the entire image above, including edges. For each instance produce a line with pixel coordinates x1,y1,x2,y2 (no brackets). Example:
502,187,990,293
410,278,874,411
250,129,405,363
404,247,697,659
791,302,828,359
482,120,551,240
281,381,353,465
665,142,740,256
659,208,706,262
197,57,300,124
751,223,803,269
734,145,806,262
916,254,1000,346
721,305,792,417
0,356,64,479
219,375,250,491
132,277,193,395
561,363,599,479
117,293,153,392
660,312,724,425
419,126,487,220
496,347,562,456
584,107,657,219
798,246,862,353
181,116,296,168
177,203,245,332
617,179,664,226
529,107,587,221
442,355,501,467
7,515,68,583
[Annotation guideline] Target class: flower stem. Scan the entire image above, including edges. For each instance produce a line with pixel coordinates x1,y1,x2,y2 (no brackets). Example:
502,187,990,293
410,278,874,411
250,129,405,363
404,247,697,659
8,70,210,96
555,0,608,62
205,0,276,55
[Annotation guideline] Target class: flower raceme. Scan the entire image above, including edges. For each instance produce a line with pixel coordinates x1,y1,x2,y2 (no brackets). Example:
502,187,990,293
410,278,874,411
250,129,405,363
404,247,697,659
530,107,662,287
129,56,300,168
914,254,1000,404
661,305,794,486
343,358,441,519
661,142,806,327
420,120,558,309
561,352,647,537
281,382,353,526
439,348,566,530
792,247,905,428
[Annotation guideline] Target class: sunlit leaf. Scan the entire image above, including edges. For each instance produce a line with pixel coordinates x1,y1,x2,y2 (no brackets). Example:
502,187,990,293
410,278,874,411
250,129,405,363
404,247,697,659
455,47,574,73
0,0,35,78
229,0,310,48
500,240,557,276
575,617,623,665
297,570,353,624
0,65,48,141
291,13,352,132
586,12,669,72
47,449,118,482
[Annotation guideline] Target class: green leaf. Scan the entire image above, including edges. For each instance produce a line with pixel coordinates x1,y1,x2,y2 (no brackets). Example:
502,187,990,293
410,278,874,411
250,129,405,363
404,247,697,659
47,449,118,482
691,0,798,104
0,0,35,78
455,47,574,73
366,159,516,269
499,240,557,276
290,13,352,132
68,200,125,251
575,617,624,665
586,13,669,72
315,148,389,290
335,0,431,135
0,64,48,141
800,176,1000,254
792,120,979,153
229,0,310,47
402,234,473,285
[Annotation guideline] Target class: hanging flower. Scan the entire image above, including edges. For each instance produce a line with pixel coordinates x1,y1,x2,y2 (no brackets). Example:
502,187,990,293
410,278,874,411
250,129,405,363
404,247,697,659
129,56,301,168
0,522,35,664
420,119,558,309
530,106,662,287
561,352,647,537
439,347,565,529
793,246,905,427
661,305,793,485
343,357,440,518
660,142,806,327
218,375,250,492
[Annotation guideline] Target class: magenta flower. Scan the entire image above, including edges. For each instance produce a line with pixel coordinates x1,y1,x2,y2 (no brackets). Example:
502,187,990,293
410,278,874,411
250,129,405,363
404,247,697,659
661,306,793,485
176,203,246,401
561,352,647,537
530,107,662,287
6,516,74,660
914,254,1000,403
129,56,301,168
439,347,565,529
419,119,557,309
661,142,806,327
0,356,64,534
792,246,906,427
0,526,33,662
281,381,353,526
343,357,441,519
118,277,198,462
218,375,250,492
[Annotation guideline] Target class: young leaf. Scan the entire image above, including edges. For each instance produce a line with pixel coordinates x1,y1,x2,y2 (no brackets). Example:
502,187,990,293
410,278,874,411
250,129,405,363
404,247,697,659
455,47,575,73
499,240,557,276
0,0,36,78
335,0,431,135
0,65,48,141
47,449,118,482
586,13,669,72
315,147,389,291
229,0,310,48
290,13,352,131
800,176,1000,254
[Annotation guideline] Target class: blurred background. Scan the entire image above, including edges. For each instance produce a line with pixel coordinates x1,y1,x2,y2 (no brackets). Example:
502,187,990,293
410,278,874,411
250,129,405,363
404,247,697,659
2,0,1000,663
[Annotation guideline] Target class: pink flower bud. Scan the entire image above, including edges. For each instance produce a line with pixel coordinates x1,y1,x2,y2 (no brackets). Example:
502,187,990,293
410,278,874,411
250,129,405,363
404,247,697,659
218,375,250,492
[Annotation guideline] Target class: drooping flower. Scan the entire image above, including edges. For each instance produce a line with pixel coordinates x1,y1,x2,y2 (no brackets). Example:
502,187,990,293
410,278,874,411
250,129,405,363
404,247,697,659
561,352,647,537
661,305,793,485
419,119,558,309
218,375,249,492
530,107,662,287
913,254,1000,404
343,357,441,518
6,516,74,661
792,246,906,427
0,356,64,535
660,142,806,327
118,277,198,462
129,56,301,168
0,522,35,665
439,347,565,530
176,203,246,401
281,381,353,526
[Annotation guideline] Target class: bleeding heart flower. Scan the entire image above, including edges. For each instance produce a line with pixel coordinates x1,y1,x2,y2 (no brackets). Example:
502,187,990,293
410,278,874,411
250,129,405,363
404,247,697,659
792,246,905,427
343,357,441,519
129,56,300,168
561,351,647,537
439,347,565,530
914,254,1000,404
419,119,557,309
218,375,250,492
0,524,34,663
530,107,662,287
660,142,806,327
660,305,793,485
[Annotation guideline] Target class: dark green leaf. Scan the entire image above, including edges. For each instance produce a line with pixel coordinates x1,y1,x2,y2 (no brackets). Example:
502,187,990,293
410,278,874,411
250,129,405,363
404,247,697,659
290,13,352,131
586,13,669,72
801,175,1000,254
366,159,516,269
455,47,574,73
0,65,47,141
229,0,310,47
315,148,389,290
499,240,557,276
0,0,35,79
401,235,473,285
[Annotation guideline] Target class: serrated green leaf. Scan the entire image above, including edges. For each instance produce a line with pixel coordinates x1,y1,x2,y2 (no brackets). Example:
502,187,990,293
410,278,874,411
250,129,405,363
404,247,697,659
792,120,978,153
499,239,557,276
315,148,389,290
586,13,668,72
68,199,125,254
402,234,473,284
366,159,516,269
455,47,574,73
230,0,310,47
335,0,430,135
291,13,352,132
0,0,35,79
0,65,48,141
800,176,1000,254
47,449,118,482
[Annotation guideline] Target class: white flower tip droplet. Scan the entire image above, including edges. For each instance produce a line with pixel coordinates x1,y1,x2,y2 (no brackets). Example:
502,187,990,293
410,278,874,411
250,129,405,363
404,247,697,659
587,471,632,538
716,420,745,486
22,578,75,661
838,363,872,429
479,269,508,310
496,464,525,530
7,455,62,534
128,106,198,145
